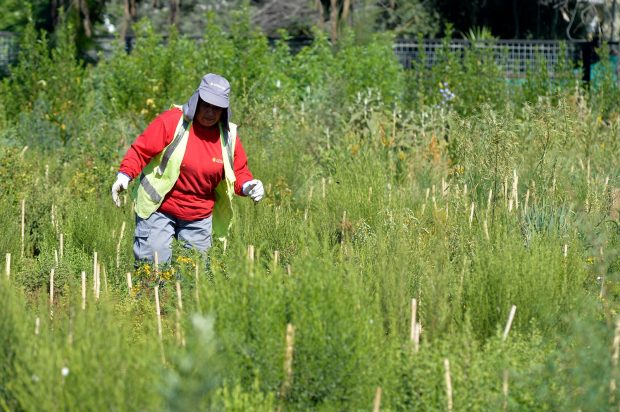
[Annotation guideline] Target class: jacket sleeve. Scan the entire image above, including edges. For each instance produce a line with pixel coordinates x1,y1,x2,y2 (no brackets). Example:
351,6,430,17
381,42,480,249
119,110,177,179
232,137,254,196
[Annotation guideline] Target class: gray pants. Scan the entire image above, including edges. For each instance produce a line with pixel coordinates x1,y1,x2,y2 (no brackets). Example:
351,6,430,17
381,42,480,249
134,211,212,264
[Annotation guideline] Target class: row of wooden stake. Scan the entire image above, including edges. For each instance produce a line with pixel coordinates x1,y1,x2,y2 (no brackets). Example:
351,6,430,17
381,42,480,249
5,245,620,409
368,299,517,412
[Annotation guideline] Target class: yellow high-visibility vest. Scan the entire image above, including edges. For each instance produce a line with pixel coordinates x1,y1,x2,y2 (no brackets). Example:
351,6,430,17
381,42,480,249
134,106,237,239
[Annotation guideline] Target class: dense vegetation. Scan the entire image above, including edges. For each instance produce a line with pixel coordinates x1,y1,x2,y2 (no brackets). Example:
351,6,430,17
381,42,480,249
1,13,620,410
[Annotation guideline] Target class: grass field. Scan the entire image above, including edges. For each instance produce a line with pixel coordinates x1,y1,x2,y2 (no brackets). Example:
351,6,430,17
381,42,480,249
2,16,620,411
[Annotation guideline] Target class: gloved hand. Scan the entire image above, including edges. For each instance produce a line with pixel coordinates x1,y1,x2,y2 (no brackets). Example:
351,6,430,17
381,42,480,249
242,179,264,202
111,173,131,207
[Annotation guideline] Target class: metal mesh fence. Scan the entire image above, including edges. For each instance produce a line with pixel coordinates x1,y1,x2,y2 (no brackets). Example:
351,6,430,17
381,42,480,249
393,39,579,77
0,33,585,79
0,32,18,75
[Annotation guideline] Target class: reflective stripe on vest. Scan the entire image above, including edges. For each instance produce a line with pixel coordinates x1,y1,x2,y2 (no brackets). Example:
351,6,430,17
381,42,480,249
156,118,190,176
134,107,237,238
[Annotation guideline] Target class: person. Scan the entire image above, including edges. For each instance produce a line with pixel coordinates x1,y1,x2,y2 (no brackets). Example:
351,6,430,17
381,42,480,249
111,73,264,264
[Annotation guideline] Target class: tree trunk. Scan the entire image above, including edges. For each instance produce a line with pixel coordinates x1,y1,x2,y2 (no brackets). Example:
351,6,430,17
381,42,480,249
51,0,59,28
330,0,338,43
170,0,180,26
316,0,324,29
79,0,93,38
342,0,351,26
121,0,135,41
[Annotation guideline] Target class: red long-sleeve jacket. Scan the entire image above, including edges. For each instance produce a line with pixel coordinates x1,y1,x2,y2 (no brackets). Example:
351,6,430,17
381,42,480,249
119,108,253,221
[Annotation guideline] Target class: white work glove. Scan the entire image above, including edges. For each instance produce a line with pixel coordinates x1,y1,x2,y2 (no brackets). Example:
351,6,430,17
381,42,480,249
242,179,264,202
111,172,131,207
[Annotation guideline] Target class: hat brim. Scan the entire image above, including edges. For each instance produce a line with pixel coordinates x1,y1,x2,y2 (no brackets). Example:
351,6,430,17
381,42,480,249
199,90,228,108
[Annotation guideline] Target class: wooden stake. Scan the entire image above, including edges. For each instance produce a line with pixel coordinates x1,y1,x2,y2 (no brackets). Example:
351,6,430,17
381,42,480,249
95,263,101,300
487,188,493,211
524,189,530,214
410,298,418,352
195,264,200,308
341,211,347,244
502,305,517,341
81,271,86,310
392,106,397,141
600,247,606,299
5,253,10,279
279,323,296,403
20,199,25,258
116,221,126,269
503,175,508,207
415,323,422,349
154,251,159,276
154,284,166,364
176,280,185,347
273,250,280,270
611,188,620,221
444,358,453,412
126,272,133,295
373,386,382,412
49,268,55,305
155,285,163,340
247,245,255,262
469,202,475,228
512,169,519,210
92,252,97,294
59,234,64,260
102,264,108,293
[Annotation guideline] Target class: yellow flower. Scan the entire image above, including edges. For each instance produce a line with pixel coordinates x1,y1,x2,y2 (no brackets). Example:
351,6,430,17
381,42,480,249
177,256,197,268
146,98,155,107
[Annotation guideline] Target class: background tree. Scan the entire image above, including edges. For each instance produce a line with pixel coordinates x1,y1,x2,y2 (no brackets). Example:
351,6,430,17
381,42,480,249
431,0,617,41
